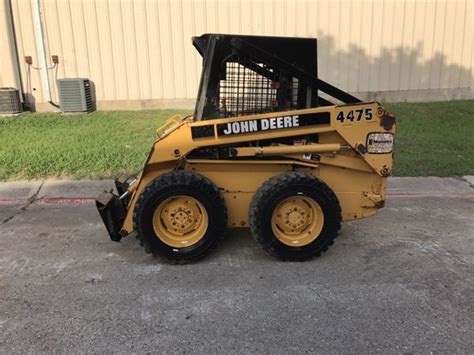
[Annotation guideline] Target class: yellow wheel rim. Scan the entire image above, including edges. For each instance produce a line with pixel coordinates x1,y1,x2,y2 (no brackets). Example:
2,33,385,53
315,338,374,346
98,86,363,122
152,195,208,248
271,196,324,247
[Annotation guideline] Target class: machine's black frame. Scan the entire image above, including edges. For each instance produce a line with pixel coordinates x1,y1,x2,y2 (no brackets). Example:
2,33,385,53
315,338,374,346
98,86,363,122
192,33,361,121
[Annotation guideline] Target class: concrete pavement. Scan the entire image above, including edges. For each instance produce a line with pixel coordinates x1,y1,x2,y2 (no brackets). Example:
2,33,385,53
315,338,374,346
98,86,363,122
0,177,473,353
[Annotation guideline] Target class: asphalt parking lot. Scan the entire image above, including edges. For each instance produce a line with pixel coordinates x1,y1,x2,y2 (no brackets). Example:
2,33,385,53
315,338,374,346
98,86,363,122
1,177,473,353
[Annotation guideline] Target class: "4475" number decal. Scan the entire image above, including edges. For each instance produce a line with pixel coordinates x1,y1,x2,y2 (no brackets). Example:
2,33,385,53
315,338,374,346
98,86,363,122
336,108,373,123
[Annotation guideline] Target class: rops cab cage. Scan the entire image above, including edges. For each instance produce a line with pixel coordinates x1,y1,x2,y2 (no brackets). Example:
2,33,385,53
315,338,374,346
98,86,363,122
192,34,361,121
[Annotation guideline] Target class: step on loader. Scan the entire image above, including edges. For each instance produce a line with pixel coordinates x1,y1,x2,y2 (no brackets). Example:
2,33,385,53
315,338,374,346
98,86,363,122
96,34,396,262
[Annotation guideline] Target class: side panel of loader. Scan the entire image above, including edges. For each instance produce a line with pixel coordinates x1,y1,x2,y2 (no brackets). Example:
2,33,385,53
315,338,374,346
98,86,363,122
185,161,385,227
118,102,394,235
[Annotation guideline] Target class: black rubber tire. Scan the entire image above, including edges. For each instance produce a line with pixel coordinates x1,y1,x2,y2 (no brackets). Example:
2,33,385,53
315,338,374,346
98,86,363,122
249,172,341,261
133,171,227,263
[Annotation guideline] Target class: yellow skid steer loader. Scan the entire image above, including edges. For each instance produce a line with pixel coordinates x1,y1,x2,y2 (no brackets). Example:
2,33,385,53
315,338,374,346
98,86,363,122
96,34,396,262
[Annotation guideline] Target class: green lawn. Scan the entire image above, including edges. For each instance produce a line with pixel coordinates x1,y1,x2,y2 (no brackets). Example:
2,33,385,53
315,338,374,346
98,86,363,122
0,100,473,180
385,100,474,176
0,110,185,180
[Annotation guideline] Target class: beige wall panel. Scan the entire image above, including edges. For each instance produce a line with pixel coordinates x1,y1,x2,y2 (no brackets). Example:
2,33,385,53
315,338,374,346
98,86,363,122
459,0,472,88
306,0,318,37
326,0,340,86
430,0,447,89
285,0,297,36
240,0,253,33
370,0,384,92
204,0,218,33
420,0,437,90
169,0,188,98
294,0,307,36
82,0,106,99
133,0,152,100
12,0,44,103
399,0,415,91
347,0,362,93
378,0,394,92
261,0,272,35
357,0,372,92
143,0,161,99
53,0,78,77
94,0,117,100
68,0,91,79
108,0,130,100
3,0,473,109
181,0,199,98
0,0,15,87
192,0,207,87
120,0,141,99
439,0,457,89
316,0,330,82
338,0,354,92
408,0,426,90
157,0,176,98
471,0,474,90
389,0,405,91
227,0,241,33
449,0,467,88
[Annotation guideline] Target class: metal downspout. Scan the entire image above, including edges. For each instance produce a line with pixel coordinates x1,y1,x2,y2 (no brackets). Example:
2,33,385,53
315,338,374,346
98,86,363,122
31,0,52,103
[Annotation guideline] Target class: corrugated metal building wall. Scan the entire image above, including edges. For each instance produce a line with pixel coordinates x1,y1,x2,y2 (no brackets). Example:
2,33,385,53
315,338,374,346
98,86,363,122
1,0,473,111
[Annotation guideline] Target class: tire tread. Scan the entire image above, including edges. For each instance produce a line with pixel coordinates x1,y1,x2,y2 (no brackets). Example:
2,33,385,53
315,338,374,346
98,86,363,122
249,172,341,261
133,171,227,263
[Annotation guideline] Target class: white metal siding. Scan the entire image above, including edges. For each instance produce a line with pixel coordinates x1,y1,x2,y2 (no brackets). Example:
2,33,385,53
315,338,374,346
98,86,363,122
1,0,473,109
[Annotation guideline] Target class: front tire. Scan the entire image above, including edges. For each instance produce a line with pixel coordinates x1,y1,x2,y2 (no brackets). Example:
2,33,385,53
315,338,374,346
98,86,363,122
133,171,227,263
249,172,341,261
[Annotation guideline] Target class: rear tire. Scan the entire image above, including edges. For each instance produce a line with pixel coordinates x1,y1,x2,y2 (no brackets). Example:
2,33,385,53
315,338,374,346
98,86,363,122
249,172,341,261
133,171,227,263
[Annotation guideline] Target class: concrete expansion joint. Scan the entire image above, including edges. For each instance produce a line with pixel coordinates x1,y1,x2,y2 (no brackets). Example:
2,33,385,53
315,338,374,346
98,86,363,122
1,181,44,224
28,180,44,203
461,176,474,189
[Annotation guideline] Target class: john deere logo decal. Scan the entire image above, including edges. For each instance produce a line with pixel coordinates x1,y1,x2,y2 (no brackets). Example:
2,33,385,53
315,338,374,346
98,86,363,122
221,115,300,135
216,112,330,136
